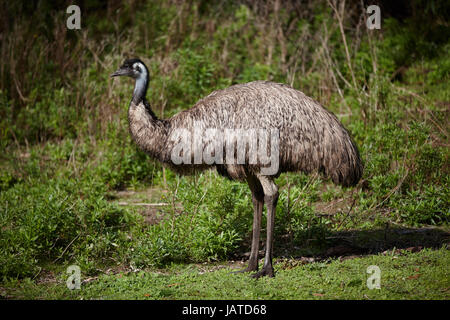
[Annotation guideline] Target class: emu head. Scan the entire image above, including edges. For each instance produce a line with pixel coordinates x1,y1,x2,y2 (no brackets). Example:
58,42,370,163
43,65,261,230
111,58,149,104
111,58,148,80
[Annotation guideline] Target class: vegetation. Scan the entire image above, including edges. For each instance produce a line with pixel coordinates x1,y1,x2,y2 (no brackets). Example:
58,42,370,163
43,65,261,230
2,247,449,300
0,0,448,299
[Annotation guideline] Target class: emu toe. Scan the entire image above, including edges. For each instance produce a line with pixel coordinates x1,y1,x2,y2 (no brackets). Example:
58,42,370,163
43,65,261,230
231,264,259,275
251,266,274,278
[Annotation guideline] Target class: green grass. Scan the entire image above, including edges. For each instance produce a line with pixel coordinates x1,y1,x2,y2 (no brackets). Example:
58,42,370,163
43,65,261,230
0,0,449,299
2,247,448,300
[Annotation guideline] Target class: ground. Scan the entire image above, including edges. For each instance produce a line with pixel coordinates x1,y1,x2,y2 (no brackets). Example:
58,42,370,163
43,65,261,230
1,246,448,300
1,187,448,300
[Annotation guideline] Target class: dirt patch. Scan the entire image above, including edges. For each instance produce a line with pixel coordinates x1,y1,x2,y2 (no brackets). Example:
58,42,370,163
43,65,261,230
110,187,182,225
140,206,165,225
306,227,448,259
314,198,352,216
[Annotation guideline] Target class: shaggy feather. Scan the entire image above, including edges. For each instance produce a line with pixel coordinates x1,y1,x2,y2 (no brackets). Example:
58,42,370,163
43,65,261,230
128,80,362,186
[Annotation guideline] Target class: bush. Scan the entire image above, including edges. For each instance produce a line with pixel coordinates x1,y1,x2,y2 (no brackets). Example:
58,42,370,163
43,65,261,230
128,174,253,268
0,176,139,279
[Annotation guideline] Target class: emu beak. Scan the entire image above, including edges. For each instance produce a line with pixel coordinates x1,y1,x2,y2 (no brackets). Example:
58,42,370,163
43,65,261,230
110,68,131,78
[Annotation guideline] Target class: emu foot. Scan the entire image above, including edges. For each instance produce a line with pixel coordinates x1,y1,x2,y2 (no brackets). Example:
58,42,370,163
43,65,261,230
231,264,258,275
251,266,274,278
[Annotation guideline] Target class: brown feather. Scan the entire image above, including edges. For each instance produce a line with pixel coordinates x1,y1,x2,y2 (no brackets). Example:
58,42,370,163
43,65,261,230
128,81,363,186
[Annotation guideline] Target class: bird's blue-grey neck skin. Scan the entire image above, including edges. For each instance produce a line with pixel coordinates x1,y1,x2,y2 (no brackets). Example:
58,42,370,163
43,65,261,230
132,62,149,105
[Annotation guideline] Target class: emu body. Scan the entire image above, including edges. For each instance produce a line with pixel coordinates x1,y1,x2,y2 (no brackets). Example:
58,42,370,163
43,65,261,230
112,58,363,277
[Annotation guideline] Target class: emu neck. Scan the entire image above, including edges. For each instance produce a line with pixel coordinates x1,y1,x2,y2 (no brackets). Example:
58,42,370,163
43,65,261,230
132,74,148,105
128,100,168,163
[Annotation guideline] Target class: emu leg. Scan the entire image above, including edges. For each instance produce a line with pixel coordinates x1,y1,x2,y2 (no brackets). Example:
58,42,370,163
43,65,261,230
253,175,279,278
246,188,263,272
232,175,263,274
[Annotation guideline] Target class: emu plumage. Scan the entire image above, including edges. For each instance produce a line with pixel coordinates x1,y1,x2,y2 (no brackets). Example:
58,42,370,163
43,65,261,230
112,58,362,277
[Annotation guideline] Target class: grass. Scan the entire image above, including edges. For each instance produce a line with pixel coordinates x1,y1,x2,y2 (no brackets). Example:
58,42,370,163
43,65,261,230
0,0,449,300
2,246,448,300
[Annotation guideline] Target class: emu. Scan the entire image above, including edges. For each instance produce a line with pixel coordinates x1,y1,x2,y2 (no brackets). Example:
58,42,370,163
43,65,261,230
111,58,363,278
